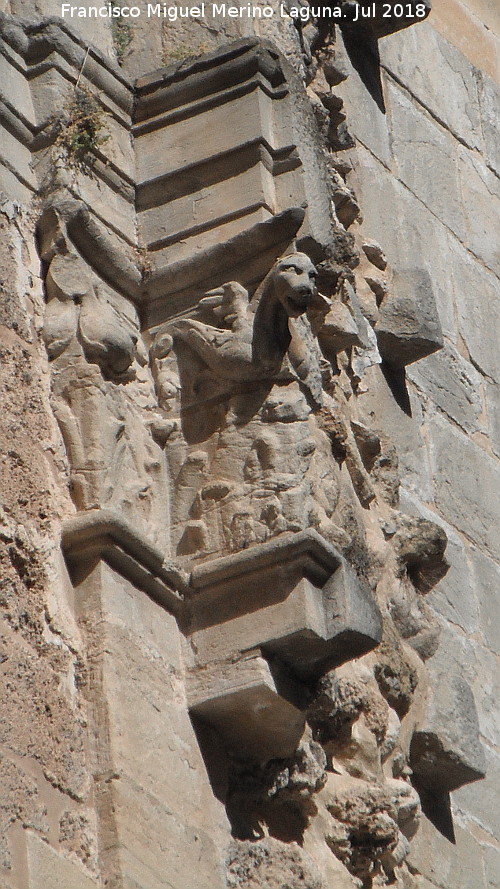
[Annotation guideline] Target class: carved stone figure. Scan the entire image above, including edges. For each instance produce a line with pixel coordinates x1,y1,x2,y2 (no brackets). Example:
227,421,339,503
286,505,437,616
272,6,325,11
39,210,171,551
149,253,351,560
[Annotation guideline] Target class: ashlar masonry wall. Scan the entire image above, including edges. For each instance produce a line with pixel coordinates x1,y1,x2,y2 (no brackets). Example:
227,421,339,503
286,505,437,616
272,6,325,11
334,2,500,885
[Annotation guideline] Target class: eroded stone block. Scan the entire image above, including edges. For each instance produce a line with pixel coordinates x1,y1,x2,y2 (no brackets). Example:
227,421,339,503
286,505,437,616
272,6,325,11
410,674,486,793
187,530,382,678
380,23,482,151
188,654,305,761
407,344,485,435
387,80,465,241
430,415,500,561
375,268,443,366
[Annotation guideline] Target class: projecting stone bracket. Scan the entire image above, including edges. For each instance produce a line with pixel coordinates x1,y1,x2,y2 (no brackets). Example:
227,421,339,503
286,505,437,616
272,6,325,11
375,267,444,366
187,652,307,762
62,518,381,679
185,529,382,678
185,531,382,760
62,517,382,760
410,675,486,793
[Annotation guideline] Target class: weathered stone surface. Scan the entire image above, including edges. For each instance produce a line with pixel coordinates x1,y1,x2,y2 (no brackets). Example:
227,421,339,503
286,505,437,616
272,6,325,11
483,843,500,889
477,70,500,176
454,745,500,844
380,22,483,150
188,531,381,678
407,344,485,435
457,146,500,277
486,381,500,458
62,507,186,614
227,837,323,889
0,9,498,889
361,364,434,501
410,671,486,792
351,146,457,343
26,832,99,889
429,0,499,82
0,124,36,188
429,415,500,560
387,80,465,241
449,237,500,383
109,777,226,889
0,44,35,124
466,642,500,750
333,33,391,167
375,268,443,366
470,546,500,658
407,817,487,889
133,39,329,313
187,654,306,761
73,562,228,887
0,759,48,869
402,616,486,797
400,490,479,636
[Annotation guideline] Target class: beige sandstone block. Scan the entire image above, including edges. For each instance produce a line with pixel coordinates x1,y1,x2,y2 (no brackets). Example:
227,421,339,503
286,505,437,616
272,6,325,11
136,90,280,182
188,653,305,760
0,50,35,125
457,147,500,277
430,414,500,561
387,80,465,242
107,777,226,889
380,22,483,150
26,833,98,889
0,125,35,188
430,0,500,82
139,162,276,247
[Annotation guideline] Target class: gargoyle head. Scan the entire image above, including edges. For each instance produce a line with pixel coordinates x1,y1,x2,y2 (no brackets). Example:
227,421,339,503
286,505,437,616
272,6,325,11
271,253,319,318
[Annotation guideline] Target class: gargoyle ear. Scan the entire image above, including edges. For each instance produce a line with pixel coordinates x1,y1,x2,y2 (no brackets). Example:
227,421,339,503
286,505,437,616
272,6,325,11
309,291,332,313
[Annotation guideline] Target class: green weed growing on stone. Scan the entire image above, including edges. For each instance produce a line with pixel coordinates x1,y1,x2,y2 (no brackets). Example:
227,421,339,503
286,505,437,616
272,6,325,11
110,1,132,64
162,40,211,66
56,86,109,174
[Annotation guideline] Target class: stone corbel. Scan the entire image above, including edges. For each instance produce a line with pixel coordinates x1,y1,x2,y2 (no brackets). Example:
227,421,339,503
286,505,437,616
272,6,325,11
186,529,381,678
62,516,382,676
410,672,486,795
62,515,383,762
374,268,444,366
185,529,382,760
187,653,307,761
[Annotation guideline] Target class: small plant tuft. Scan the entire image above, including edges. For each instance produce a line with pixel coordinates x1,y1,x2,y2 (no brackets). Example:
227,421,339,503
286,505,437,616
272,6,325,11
56,86,109,174
162,40,211,66
110,1,132,64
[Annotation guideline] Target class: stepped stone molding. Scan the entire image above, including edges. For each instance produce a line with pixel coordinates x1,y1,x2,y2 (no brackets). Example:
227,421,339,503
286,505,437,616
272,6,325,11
62,508,188,611
134,39,306,312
